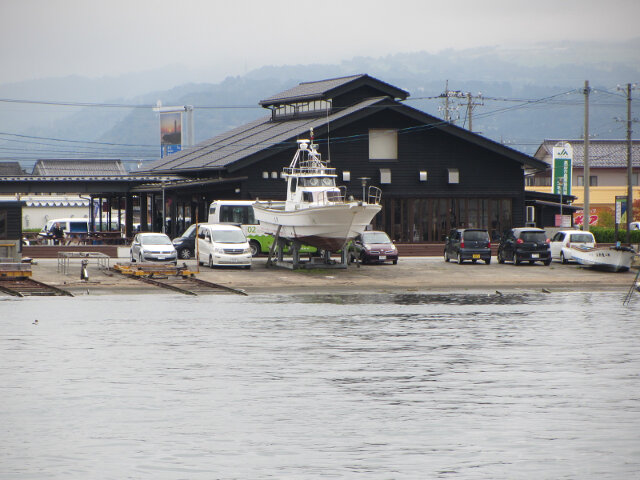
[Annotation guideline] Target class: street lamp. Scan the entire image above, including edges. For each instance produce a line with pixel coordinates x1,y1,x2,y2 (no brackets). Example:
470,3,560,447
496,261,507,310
358,177,370,203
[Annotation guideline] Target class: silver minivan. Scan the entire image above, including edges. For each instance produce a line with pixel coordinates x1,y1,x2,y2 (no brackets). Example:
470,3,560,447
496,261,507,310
197,224,252,269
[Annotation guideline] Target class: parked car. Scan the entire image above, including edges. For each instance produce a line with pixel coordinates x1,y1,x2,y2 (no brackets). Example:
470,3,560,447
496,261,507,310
197,224,252,269
497,227,551,265
348,231,398,264
172,224,197,259
130,232,177,264
549,230,596,264
444,228,492,264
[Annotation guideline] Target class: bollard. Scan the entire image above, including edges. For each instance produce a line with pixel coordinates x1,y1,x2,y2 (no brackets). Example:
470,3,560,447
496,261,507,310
80,259,89,281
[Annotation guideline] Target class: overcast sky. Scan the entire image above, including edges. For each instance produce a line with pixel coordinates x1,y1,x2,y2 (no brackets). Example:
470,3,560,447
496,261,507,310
1,0,639,86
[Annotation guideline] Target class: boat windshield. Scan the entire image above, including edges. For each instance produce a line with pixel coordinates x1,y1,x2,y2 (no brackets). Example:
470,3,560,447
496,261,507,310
300,177,334,187
212,230,246,243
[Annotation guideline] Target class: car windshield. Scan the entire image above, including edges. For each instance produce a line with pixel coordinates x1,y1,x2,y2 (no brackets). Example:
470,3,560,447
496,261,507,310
182,224,196,238
569,233,593,243
212,230,246,243
140,235,172,245
520,232,547,243
362,232,391,243
463,230,489,241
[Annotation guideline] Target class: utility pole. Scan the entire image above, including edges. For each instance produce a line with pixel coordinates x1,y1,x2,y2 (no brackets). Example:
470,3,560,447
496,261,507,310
583,80,591,232
439,80,464,124
465,92,484,132
617,83,636,244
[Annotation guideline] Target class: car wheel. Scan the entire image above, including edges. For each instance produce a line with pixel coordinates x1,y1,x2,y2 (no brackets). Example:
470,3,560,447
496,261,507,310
392,259,398,265
208,255,214,269
130,251,136,263
138,253,143,264
560,252,568,264
497,250,505,264
485,258,491,265
179,248,192,260
360,253,367,265
513,252,521,265
249,240,261,257
457,253,463,264
444,250,450,262
544,258,551,266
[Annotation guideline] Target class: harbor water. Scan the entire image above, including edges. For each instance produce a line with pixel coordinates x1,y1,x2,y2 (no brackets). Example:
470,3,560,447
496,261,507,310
1,291,639,479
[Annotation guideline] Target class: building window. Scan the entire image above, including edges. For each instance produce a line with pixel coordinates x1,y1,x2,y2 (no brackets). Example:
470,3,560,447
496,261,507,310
577,175,598,186
369,129,398,160
633,173,639,186
380,168,392,184
448,168,460,184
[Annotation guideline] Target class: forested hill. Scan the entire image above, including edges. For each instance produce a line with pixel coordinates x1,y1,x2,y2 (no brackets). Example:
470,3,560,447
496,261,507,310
2,39,638,170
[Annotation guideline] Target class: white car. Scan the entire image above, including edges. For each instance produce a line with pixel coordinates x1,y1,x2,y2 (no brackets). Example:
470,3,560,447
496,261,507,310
197,224,252,269
130,232,178,264
549,230,596,264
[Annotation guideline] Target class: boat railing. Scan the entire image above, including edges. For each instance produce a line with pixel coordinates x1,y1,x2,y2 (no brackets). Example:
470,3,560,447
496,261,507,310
367,186,382,205
283,166,337,176
326,186,347,204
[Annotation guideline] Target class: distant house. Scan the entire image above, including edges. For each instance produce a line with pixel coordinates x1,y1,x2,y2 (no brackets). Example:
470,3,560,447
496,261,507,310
0,159,127,230
0,162,27,176
527,140,640,222
32,159,127,176
142,74,548,241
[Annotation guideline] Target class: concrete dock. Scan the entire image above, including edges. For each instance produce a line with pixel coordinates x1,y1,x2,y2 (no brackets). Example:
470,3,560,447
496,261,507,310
13,255,640,296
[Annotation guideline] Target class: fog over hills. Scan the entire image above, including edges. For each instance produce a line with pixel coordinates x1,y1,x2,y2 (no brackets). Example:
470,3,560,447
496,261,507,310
1,40,638,171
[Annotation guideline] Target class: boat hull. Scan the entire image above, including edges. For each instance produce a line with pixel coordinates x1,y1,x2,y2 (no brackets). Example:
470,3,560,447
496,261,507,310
570,246,636,272
253,202,382,252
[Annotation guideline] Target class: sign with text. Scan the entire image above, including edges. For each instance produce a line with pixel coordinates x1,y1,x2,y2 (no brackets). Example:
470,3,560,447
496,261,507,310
160,111,182,158
615,196,628,224
552,144,572,196
555,214,572,227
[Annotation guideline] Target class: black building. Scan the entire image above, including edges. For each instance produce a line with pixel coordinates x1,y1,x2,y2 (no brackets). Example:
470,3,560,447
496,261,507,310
141,74,548,242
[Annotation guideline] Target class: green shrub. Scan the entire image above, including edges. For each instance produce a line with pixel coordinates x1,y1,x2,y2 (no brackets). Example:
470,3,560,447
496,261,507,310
590,226,640,244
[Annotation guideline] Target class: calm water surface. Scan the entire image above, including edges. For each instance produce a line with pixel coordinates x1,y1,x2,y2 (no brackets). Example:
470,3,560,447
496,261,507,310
1,291,639,479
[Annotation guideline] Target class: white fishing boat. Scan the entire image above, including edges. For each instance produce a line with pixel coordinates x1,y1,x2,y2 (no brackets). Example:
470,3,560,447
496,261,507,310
253,137,382,252
570,244,637,272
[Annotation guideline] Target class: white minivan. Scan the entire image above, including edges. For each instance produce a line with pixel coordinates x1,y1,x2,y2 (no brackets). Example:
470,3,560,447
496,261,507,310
197,224,252,269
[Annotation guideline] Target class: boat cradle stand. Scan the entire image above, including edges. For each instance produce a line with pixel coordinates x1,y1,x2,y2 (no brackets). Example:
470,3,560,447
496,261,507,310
266,228,348,270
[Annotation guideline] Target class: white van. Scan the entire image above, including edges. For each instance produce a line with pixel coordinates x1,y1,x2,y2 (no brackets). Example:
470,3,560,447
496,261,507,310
207,200,315,256
196,224,252,269
40,218,90,236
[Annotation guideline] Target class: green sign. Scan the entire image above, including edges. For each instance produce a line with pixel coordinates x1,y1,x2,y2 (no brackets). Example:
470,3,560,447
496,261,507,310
552,144,572,196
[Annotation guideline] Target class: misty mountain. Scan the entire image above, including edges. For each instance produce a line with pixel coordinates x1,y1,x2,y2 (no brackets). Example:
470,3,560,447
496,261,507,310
2,40,638,171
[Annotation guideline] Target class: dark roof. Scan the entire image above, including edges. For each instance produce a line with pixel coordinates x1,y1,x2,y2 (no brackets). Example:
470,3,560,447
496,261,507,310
32,159,128,176
259,74,409,107
0,162,27,176
535,140,640,168
144,97,387,174
144,95,547,175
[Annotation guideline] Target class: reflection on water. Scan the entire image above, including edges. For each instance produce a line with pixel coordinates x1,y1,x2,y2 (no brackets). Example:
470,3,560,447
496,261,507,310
1,292,639,479
281,292,541,305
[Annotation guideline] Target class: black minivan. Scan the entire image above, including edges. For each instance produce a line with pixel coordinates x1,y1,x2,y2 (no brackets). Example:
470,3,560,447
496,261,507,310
444,228,492,264
497,227,551,265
